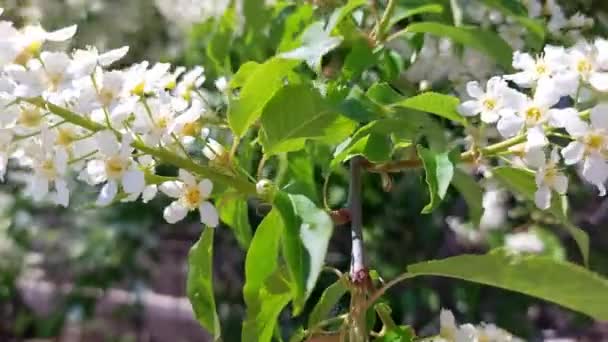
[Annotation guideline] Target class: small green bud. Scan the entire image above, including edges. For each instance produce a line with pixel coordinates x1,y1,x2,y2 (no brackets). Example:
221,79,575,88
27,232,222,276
256,179,277,202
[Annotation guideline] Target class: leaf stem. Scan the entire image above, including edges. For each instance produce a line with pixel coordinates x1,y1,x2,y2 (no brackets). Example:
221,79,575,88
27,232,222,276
375,0,398,42
364,272,414,310
25,97,257,196
366,134,527,173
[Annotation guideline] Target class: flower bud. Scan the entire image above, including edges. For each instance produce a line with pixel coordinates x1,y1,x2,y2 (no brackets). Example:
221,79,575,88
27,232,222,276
256,179,277,202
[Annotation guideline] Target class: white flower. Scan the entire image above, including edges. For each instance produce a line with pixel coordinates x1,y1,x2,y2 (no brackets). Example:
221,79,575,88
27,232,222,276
133,93,183,146
505,231,544,254
85,131,145,206
171,99,207,144
497,80,560,150
457,77,512,123
440,309,457,341
75,69,137,125
175,66,205,100
455,324,479,342
23,126,70,206
123,61,171,96
159,169,218,226
527,148,568,209
505,46,568,88
0,23,77,66
561,103,608,195
214,76,228,92
69,46,129,77
202,138,226,162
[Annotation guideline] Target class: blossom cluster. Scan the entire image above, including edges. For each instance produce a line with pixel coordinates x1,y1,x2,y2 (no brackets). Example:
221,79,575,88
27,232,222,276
459,39,608,210
406,0,593,91
0,8,224,227
438,309,522,342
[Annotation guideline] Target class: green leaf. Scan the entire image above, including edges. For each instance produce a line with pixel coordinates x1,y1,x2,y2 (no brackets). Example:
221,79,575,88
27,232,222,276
284,150,320,203
376,326,415,342
451,169,484,226
243,0,271,33
308,276,348,327
274,193,334,314
218,196,252,249
407,250,608,320
342,38,377,79
389,4,444,27
393,92,465,124
208,6,236,72
493,166,589,265
228,58,299,137
366,82,403,106
243,209,293,342
327,0,367,32
418,146,454,213
229,61,261,89
187,228,221,340
404,22,513,68
277,4,315,52
280,21,343,71
330,118,421,169
260,84,356,155
332,133,392,168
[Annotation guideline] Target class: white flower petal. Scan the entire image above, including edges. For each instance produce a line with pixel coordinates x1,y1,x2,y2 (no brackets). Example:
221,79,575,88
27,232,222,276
457,100,481,117
589,72,608,91
561,142,585,165
548,108,580,130
466,81,484,98
553,174,568,194
198,179,213,198
524,147,545,169
198,201,219,227
525,126,548,150
480,110,500,124
163,201,188,224
534,185,552,210
99,46,129,66
97,180,118,206
583,154,608,191
497,112,524,138
178,169,196,185
86,159,107,184
142,185,157,203
54,179,70,207
31,177,49,201
122,169,145,194
590,103,608,130
159,181,183,198
95,130,119,156
46,25,77,41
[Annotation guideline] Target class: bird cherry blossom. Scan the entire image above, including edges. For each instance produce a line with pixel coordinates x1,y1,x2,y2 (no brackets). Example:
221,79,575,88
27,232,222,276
159,169,218,226
457,76,513,123
84,131,145,206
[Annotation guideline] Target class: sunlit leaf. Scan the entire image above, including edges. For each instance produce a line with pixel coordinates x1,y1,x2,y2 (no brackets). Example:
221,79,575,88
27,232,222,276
260,84,356,155
274,193,334,314
408,250,608,320
393,92,465,124
187,228,221,340
228,58,300,137
404,22,513,68
417,146,455,213
308,276,348,328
